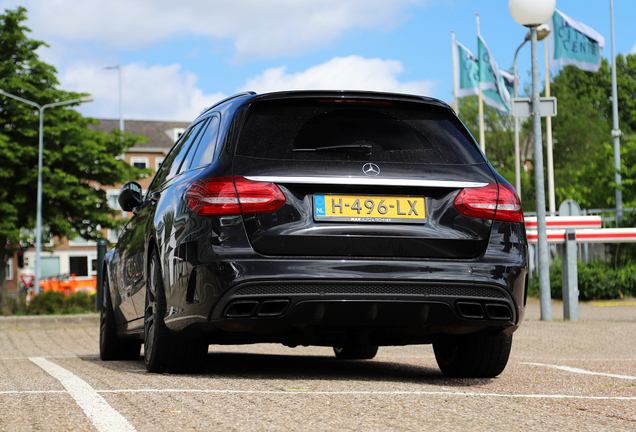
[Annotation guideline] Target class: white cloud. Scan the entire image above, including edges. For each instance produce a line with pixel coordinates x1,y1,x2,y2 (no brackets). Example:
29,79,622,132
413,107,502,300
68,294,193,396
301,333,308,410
60,62,226,121
59,56,437,121
4,0,426,60
240,55,438,96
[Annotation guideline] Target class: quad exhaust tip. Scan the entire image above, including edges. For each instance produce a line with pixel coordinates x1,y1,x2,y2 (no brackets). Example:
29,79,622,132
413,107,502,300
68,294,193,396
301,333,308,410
225,299,290,318
457,301,512,321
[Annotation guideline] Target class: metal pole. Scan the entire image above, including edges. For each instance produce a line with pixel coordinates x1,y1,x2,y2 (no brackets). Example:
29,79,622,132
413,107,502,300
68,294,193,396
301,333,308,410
476,14,485,154
118,63,124,133
531,26,552,321
562,230,579,321
610,0,623,223
452,31,459,115
513,40,528,199
545,39,556,216
34,108,44,295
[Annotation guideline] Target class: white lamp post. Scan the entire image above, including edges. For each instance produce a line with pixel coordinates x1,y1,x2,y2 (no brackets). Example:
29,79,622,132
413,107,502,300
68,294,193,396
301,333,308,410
0,89,93,294
509,0,556,321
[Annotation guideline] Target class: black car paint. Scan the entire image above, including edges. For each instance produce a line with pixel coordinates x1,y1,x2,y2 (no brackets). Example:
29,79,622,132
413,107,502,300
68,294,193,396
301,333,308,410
105,90,528,345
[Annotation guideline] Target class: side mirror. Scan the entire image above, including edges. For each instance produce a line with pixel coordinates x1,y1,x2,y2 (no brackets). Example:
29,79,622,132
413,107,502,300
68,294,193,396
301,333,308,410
118,182,143,212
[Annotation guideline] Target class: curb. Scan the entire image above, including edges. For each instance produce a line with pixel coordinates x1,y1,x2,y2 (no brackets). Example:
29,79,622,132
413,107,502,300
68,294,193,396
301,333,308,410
0,313,99,331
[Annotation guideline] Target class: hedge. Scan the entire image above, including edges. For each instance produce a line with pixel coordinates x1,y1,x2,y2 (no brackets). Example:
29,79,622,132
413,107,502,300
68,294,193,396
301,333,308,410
2,291,97,316
528,258,636,300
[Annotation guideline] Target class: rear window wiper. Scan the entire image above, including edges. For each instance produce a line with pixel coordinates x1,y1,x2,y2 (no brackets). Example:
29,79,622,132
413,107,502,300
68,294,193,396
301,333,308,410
293,143,372,155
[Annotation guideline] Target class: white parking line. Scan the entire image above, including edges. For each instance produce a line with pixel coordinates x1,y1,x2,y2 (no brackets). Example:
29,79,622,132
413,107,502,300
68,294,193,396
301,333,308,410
28,357,137,432
522,362,636,380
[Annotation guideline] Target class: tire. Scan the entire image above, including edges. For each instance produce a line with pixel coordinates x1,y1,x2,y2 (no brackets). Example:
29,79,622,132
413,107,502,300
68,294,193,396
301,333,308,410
333,345,379,360
433,333,513,378
100,276,142,361
144,249,208,374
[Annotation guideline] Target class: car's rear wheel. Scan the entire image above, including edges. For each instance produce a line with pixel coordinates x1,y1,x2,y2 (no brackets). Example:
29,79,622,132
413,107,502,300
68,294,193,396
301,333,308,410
100,275,141,361
144,249,208,374
333,345,378,360
433,333,512,378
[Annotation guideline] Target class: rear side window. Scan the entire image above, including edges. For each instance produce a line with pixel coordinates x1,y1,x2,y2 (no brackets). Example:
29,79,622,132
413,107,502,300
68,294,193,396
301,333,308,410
235,99,484,165
188,115,220,170
168,120,207,178
149,120,206,190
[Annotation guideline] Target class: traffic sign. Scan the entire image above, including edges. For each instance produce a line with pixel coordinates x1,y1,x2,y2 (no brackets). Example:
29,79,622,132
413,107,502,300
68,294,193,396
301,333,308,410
20,274,34,288
512,97,557,118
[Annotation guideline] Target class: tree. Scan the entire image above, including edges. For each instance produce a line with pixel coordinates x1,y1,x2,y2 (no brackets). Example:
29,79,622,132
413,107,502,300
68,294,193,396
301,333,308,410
456,96,534,208
550,57,636,209
0,7,145,312
456,55,636,215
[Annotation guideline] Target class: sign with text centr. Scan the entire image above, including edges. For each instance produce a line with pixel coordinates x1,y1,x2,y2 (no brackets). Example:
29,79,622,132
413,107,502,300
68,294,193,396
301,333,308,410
548,9,605,72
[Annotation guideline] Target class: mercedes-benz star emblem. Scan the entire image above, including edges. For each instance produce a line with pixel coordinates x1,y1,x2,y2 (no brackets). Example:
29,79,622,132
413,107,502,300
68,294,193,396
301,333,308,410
362,163,380,176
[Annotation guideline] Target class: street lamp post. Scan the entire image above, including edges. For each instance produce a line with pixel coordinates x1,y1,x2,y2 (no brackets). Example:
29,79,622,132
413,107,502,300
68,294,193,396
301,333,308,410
609,0,623,224
513,24,550,201
105,63,124,133
513,25,550,202
513,36,529,199
0,89,93,294
509,0,556,321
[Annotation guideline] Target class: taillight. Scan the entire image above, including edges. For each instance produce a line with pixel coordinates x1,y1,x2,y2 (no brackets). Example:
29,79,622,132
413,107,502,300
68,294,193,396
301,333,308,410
453,183,523,223
185,176,285,216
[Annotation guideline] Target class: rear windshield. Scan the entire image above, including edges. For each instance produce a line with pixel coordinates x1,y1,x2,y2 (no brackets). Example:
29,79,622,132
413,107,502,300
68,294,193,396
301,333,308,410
235,99,484,165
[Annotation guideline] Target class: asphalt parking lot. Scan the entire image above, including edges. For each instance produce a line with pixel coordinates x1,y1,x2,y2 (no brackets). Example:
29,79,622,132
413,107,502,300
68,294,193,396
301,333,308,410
1,299,635,432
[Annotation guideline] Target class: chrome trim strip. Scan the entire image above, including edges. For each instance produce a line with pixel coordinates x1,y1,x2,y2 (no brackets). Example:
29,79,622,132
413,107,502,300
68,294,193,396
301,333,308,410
244,176,488,188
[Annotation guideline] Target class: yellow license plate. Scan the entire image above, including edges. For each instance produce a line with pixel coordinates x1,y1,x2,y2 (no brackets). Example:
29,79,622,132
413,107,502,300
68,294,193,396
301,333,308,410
314,195,425,223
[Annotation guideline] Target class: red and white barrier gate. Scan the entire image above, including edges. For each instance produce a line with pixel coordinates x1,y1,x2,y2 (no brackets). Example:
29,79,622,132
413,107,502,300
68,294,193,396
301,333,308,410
526,228,636,244
523,216,636,322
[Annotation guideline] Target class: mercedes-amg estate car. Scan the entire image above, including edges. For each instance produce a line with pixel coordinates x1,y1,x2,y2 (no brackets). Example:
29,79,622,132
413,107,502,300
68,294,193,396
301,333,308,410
100,90,528,377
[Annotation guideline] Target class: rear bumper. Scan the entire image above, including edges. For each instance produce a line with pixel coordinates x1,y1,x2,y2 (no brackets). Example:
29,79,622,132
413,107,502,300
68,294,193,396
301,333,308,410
164,258,527,345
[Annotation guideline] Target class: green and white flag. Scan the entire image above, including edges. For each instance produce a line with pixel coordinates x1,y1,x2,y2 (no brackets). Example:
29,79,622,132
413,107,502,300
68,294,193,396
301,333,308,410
478,35,512,112
453,40,480,97
500,70,515,99
548,9,605,72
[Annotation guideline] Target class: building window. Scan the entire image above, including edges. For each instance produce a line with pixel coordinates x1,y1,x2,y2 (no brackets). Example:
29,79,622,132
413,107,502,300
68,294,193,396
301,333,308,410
130,157,149,170
22,228,54,247
69,256,89,277
155,157,165,171
165,128,186,142
108,227,123,242
107,190,121,210
41,257,60,278
6,258,13,280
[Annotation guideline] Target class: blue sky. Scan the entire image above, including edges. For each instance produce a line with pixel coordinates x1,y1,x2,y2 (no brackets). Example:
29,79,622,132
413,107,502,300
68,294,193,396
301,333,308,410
2,0,635,122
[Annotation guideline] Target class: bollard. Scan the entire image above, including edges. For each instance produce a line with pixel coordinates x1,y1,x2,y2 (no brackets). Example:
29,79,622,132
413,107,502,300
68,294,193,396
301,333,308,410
561,230,579,321
96,239,108,312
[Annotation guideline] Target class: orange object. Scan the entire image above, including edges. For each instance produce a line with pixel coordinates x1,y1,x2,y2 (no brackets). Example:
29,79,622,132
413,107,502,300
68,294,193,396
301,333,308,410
37,274,97,298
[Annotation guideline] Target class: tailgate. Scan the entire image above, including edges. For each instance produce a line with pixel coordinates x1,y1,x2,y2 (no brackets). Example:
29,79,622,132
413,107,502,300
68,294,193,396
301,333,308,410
232,96,496,259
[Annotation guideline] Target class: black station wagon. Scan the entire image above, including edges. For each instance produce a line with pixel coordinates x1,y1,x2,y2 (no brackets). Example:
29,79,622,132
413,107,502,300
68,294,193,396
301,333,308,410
100,90,528,378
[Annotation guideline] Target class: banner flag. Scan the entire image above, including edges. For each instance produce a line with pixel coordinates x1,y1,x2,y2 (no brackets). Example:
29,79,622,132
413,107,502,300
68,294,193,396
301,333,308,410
500,70,515,99
548,9,605,72
453,40,480,97
478,35,512,112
